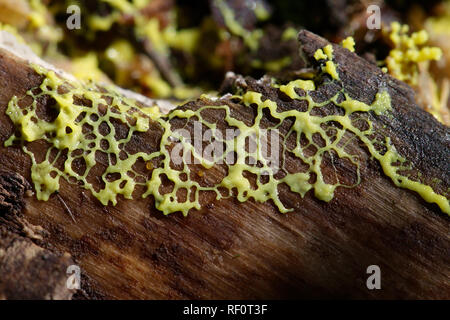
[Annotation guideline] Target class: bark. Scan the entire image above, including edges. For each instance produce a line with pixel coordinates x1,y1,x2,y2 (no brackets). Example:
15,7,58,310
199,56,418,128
0,171,74,300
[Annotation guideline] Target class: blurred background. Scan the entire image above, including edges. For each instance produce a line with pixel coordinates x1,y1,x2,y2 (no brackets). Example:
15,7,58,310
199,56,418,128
0,0,449,123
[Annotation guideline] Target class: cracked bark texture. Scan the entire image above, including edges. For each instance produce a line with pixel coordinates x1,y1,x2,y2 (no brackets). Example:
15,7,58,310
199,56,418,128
0,171,74,300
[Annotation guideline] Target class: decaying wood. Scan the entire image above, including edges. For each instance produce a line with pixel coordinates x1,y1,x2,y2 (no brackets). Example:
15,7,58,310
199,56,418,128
0,171,74,300
0,227,74,300
0,30,449,299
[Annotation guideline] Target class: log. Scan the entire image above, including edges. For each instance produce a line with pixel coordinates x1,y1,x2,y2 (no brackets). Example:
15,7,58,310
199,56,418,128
0,30,449,299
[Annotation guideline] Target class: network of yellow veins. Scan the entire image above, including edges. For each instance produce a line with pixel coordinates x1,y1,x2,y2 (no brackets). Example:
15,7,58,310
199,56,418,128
4,45,450,215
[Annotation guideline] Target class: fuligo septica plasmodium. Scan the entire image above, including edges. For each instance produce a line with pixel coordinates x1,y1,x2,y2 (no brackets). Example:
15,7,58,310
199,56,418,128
4,45,449,216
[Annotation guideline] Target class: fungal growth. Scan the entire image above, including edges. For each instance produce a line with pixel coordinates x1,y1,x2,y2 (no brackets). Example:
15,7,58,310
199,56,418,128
5,44,450,216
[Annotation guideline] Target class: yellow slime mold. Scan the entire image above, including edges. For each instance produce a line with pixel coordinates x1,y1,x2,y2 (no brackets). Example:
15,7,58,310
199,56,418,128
5,52,449,216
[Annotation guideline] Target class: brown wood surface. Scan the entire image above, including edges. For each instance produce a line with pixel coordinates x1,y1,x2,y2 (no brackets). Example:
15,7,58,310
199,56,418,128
0,171,74,299
0,30,449,299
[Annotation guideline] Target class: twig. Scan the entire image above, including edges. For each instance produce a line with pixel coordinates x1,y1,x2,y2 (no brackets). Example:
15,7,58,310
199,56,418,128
141,39,182,88
56,193,76,223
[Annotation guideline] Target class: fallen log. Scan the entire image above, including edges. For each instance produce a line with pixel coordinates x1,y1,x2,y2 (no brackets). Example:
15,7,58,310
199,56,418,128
0,30,449,299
